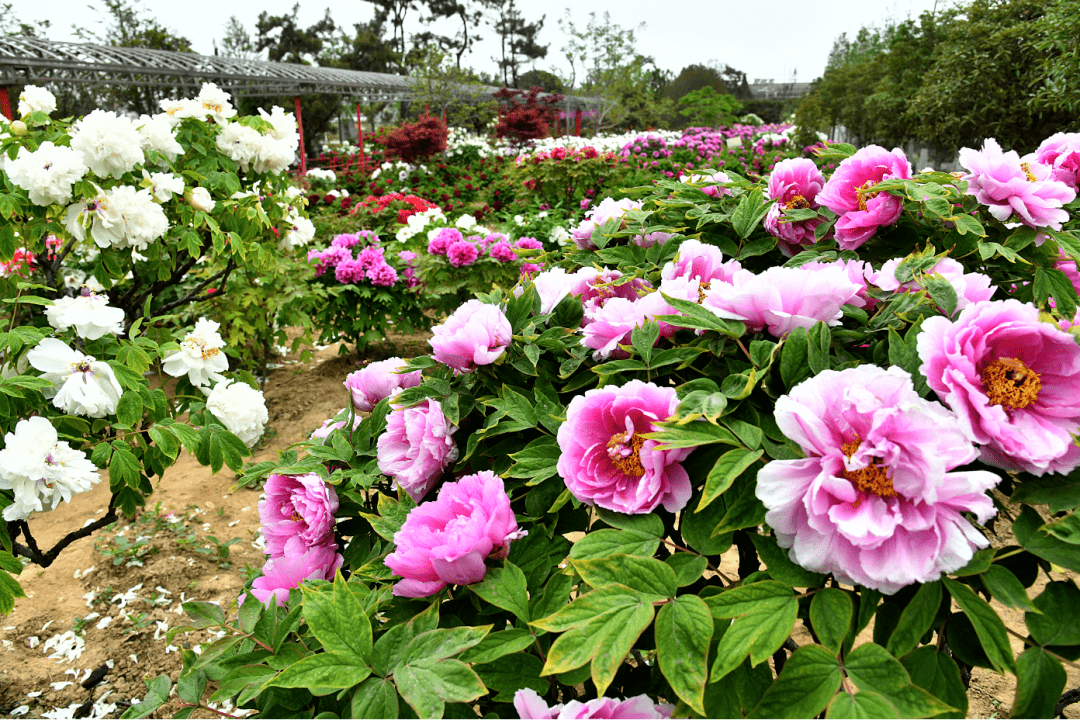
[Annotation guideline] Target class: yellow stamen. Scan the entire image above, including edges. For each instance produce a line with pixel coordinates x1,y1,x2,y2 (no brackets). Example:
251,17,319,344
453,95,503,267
697,280,711,304
785,195,810,210
1020,162,1038,183
980,357,1041,409
607,432,646,477
840,438,897,507
856,181,880,212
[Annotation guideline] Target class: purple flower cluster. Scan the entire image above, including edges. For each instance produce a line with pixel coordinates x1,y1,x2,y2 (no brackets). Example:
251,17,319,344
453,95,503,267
309,233,399,287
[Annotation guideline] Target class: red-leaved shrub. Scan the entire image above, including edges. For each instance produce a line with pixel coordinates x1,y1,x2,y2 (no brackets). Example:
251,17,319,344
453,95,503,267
495,87,562,143
382,114,448,163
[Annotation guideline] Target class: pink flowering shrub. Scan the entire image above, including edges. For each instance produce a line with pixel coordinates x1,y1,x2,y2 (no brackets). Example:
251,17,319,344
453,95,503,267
757,365,1000,594
429,299,512,372
917,299,1080,475
384,470,523,597
259,473,339,558
764,157,827,255
557,380,692,514
816,145,912,249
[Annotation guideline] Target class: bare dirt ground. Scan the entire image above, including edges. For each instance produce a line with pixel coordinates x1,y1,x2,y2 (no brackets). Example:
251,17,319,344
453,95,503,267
0,330,1076,718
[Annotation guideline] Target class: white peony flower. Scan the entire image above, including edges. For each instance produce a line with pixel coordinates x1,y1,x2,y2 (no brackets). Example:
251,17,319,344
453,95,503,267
18,85,56,117
67,185,169,251
6,142,88,206
549,225,572,246
197,83,237,126
136,114,183,163
142,170,184,202
216,123,263,169
162,318,229,386
27,338,123,418
185,187,216,213
206,379,268,447
158,99,200,127
45,289,125,340
251,137,295,174
455,214,478,230
69,110,145,179
0,416,100,521
280,213,315,250
258,106,299,144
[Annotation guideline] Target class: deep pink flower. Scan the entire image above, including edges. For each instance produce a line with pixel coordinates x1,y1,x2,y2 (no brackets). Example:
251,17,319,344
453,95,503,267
659,239,741,286
344,357,422,413
367,262,398,286
489,241,517,262
248,545,342,607
430,299,512,373
310,245,351,277
557,380,692,514
871,257,995,312
633,231,673,248
334,258,367,283
581,297,648,360
1055,249,1080,296
357,245,385,270
259,473,339,557
959,138,1075,230
516,237,543,250
398,250,418,264
572,197,643,249
376,398,458,502
917,299,1080,476
764,158,827,255
817,145,912,250
384,470,523,597
514,689,673,719
310,411,362,441
571,268,650,321
447,240,480,267
702,264,862,337
331,233,362,249
757,365,1000,594
428,228,462,255
1031,132,1080,191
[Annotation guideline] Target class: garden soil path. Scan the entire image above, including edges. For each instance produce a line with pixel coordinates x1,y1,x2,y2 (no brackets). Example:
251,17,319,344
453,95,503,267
0,334,1076,718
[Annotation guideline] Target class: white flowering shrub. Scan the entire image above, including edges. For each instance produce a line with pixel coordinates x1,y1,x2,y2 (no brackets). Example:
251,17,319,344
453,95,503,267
0,83,307,611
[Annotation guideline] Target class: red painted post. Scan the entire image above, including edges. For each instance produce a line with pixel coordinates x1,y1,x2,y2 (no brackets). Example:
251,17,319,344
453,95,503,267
574,109,581,137
0,87,12,121
356,102,367,176
294,96,307,181
442,107,446,124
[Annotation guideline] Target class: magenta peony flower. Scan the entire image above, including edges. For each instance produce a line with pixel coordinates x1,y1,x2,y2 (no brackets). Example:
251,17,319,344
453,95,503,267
958,138,1075,230
384,470,524,597
331,233,362,249
344,357,422,413
367,262,398,286
571,267,651,324
309,245,351,277
817,145,912,250
764,158,827,256
334,258,366,284
659,239,741,286
581,297,648,360
259,472,339,557
357,245,385,270
917,299,1080,476
398,250,418,263
248,545,343,607
376,398,458,502
430,300,512,373
428,228,462,255
871,257,995,312
489,241,517,262
514,689,673,719
557,380,692,514
757,365,1000,595
702,264,862,337
1055,249,1080,296
447,239,480,267
515,237,543,250
1031,132,1080,191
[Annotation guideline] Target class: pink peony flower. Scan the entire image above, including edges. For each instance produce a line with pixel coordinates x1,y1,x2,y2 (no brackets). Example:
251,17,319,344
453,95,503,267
581,297,647,360
376,398,458,502
757,365,1000,595
367,262,398,286
309,245,351,277
344,357,423,412
1031,132,1080,191
357,245,385,270
447,240,480,267
917,299,1080,476
259,473,339,557
870,257,995,312
571,197,643,249
1055,249,1080,296
958,138,1075,230
384,470,523,597
764,158,827,256
331,233,362,249
702,264,862,337
633,231,673,248
489,241,517,262
802,259,876,310
248,545,343,607
428,228,462,255
659,239,741,286
557,380,692,514
310,411,363,441
430,300,513,372
571,267,651,322
520,267,578,315
678,170,731,198
398,250,418,264
514,689,673,719
817,145,912,250
516,237,543,250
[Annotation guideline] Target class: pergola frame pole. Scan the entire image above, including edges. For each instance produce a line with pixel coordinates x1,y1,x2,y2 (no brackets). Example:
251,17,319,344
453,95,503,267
294,96,306,180
356,102,367,176
0,87,12,121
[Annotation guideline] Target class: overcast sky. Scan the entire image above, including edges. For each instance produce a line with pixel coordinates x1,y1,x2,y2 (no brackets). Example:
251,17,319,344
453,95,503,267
22,0,943,85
